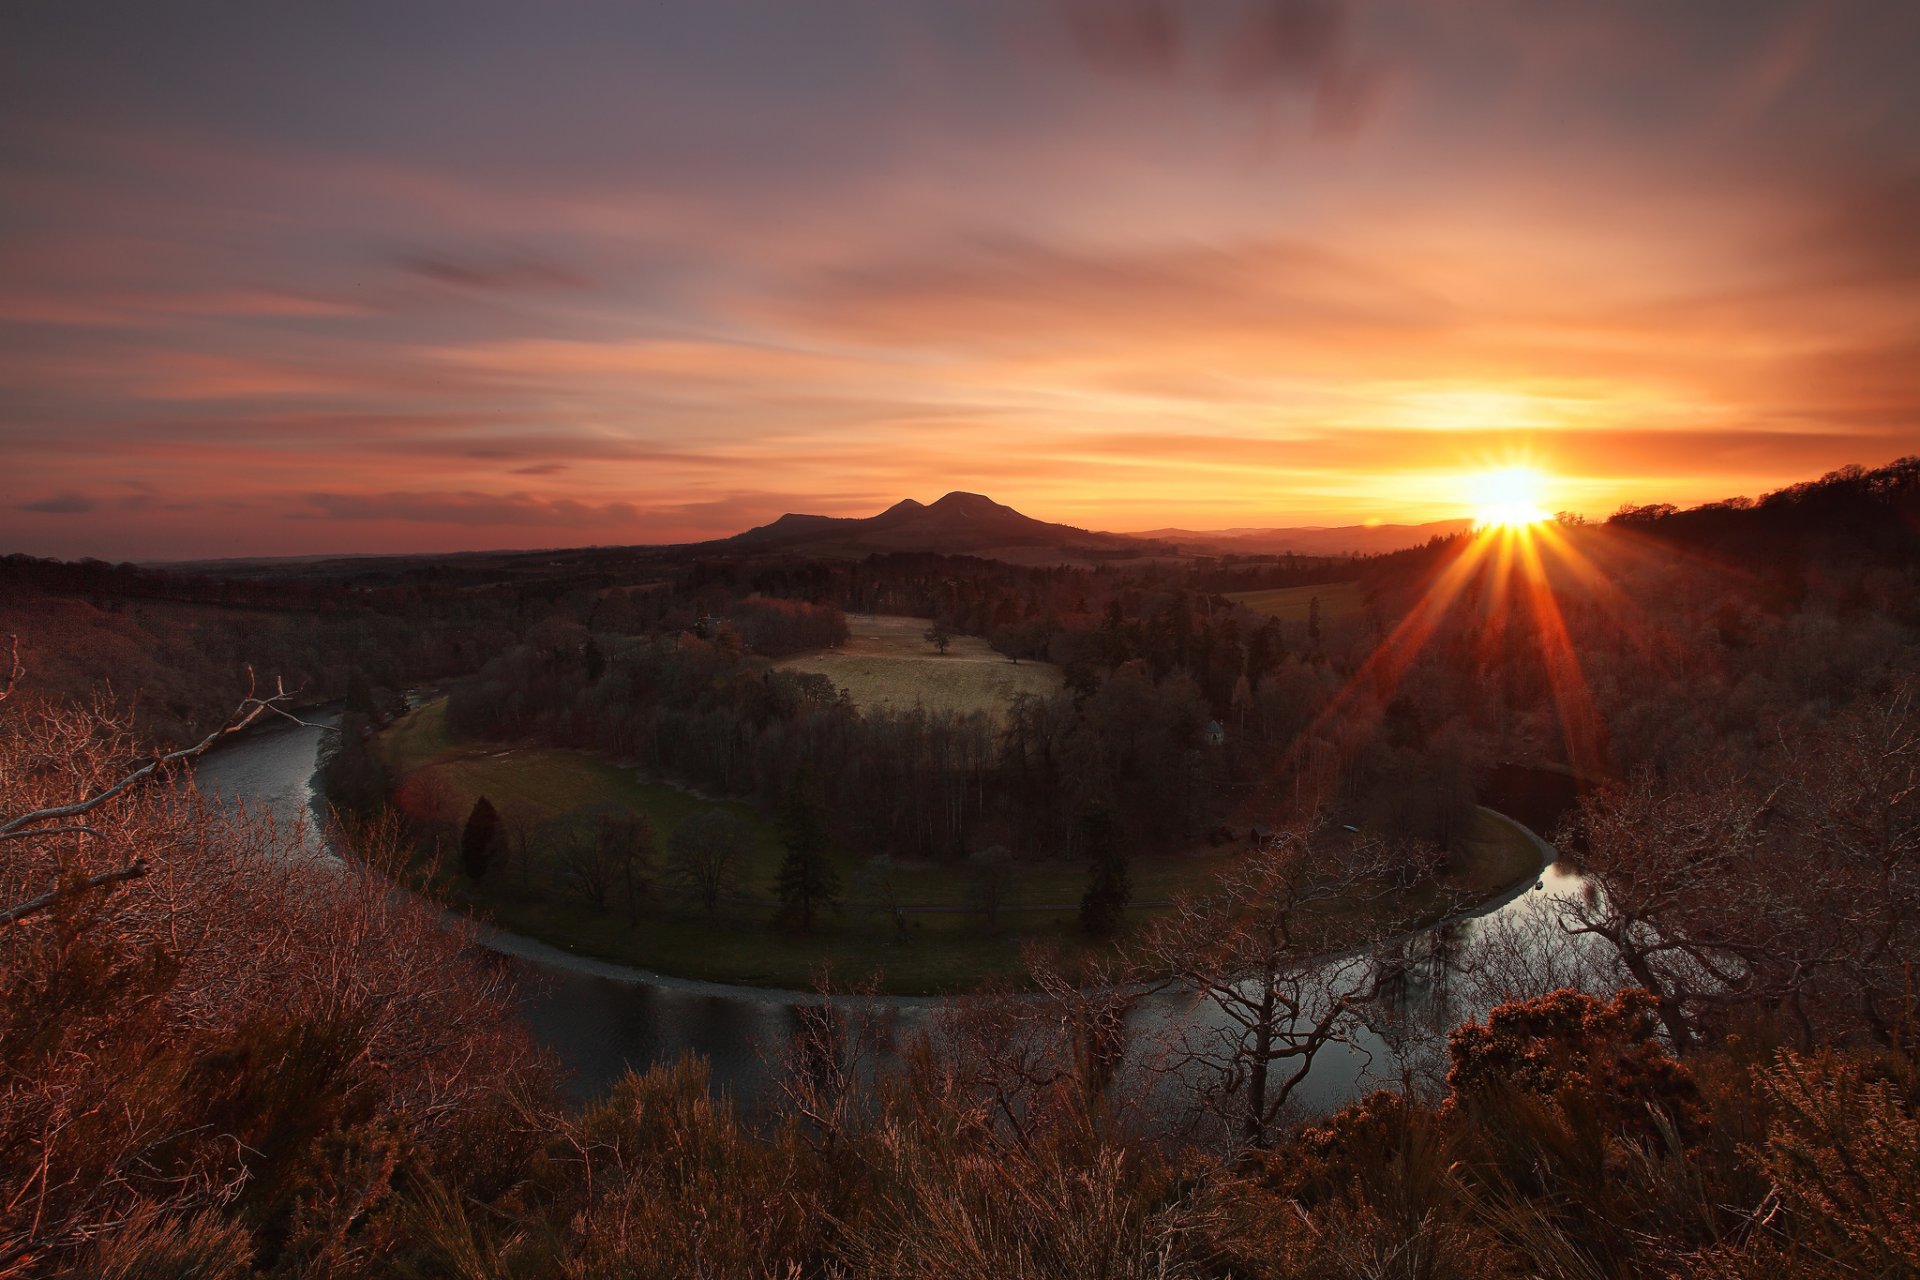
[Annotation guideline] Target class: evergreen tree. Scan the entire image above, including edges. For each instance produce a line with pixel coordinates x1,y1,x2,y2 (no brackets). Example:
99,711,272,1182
316,713,389,816
460,795,501,882
1078,805,1131,938
1307,595,1323,648
774,778,840,931
1246,617,1283,688
344,669,380,720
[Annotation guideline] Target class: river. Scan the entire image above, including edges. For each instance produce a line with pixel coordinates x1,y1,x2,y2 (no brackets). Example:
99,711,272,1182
191,711,1592,1114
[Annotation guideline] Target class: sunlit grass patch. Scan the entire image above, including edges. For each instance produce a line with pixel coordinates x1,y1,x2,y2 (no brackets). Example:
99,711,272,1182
773,614,1062,723
1227,581,1366,624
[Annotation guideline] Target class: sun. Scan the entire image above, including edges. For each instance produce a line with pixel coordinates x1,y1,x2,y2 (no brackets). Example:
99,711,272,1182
1469,466,1550,530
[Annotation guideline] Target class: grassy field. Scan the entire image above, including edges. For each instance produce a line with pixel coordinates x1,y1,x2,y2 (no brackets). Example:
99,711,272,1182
774,614,1062,722
1228,581,1367,624
380,700,784,879
376,699,1541,994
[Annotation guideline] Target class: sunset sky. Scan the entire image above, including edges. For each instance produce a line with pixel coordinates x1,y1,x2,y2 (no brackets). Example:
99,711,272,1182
4,1,1918,560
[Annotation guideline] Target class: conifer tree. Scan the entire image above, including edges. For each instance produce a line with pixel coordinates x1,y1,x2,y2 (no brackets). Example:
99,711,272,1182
461,795,500,882
345,669,379,720
1078,805,1131,938
774,777,840,931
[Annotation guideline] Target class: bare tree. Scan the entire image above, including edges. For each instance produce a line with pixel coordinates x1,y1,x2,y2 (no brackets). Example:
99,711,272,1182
596,808,655,924
964,845,1016,932
553,808,654,920
549,822,610,912
1554,770,1792,1051
919,948,1148,1158
1142,825,1450,1148
664,809,750,917
851,866,913,945
499,799,541,891
774,966,891,1154
1455,901,1613,1016
1778,679,1920,1047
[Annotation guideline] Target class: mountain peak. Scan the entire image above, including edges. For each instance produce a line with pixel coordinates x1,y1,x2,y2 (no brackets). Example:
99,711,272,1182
927,491,1009,515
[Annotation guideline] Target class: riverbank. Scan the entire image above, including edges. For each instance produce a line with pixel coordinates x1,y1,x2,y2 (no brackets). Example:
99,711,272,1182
373,699,1545,995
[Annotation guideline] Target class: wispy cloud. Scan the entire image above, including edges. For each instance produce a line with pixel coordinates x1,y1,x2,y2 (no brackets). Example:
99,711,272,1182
393,243,591,292
17,492,97,515
293,490,638,526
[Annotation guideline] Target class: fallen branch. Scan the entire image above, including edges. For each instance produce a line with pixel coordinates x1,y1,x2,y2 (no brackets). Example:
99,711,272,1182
0,861,147,927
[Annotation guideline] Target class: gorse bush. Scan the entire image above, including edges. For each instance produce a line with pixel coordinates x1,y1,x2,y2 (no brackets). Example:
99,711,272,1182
0,692,550,1277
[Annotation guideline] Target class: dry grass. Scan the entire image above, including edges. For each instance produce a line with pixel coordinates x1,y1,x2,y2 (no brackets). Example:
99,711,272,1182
775,614,1062,722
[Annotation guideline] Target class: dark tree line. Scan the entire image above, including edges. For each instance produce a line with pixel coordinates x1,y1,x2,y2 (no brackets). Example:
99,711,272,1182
1610,455,1920,566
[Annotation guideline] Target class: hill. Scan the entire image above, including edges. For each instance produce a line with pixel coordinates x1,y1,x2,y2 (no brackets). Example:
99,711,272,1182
708,490,1156,559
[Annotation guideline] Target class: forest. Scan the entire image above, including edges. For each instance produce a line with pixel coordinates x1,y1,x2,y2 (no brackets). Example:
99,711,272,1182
2,458,1919,1277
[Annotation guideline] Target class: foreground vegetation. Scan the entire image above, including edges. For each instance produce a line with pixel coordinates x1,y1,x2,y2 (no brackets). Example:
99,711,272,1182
6,687,1915,1278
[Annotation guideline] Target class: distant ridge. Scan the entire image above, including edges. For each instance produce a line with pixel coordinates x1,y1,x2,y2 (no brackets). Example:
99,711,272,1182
1128,519,1473,556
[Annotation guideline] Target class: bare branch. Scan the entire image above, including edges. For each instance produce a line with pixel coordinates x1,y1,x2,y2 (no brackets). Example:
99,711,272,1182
0,677,307,837
0,825,102,844
1137,823,1442,1148
0,861,147,927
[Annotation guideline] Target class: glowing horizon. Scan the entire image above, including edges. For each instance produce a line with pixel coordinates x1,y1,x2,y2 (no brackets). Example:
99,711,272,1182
3,2,1917,560
1469,466,1551,531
